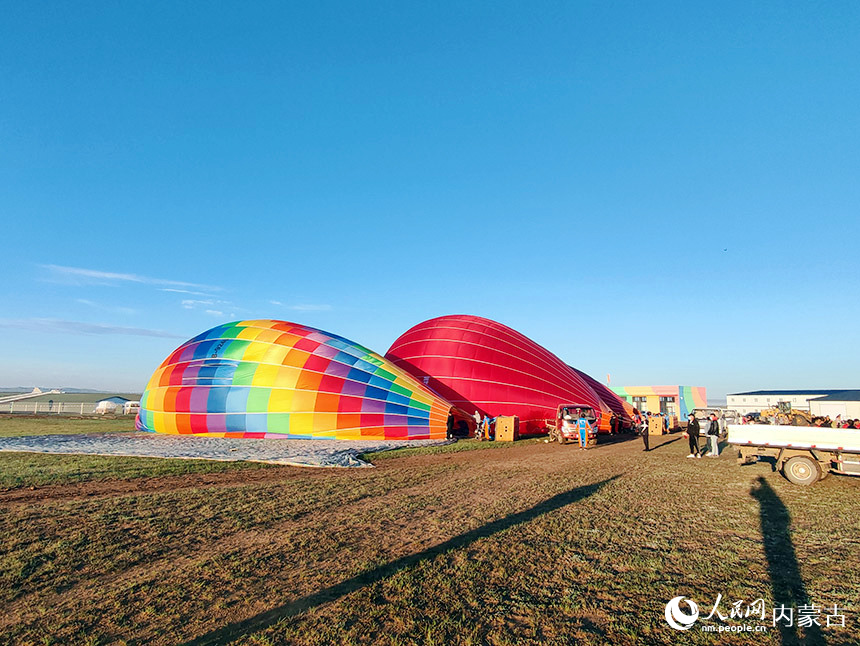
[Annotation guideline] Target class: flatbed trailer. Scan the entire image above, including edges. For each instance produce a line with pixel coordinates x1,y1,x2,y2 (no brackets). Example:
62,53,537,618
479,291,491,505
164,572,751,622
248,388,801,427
727,424,860,485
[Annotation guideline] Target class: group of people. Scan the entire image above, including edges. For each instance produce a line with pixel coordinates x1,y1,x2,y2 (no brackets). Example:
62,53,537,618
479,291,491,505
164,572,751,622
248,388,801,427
472,411,496,441
741,413,860,428
632,410,671,434
634,409,722,458
813,415,860,429
683,412,722,458
633,411,671,452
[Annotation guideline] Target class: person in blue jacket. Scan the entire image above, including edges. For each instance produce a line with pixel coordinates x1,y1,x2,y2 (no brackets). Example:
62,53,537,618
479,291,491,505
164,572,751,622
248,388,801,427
577,413,593,450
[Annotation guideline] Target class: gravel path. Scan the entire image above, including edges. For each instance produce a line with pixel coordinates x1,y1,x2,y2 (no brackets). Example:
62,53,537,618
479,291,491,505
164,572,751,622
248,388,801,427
0,433,449,467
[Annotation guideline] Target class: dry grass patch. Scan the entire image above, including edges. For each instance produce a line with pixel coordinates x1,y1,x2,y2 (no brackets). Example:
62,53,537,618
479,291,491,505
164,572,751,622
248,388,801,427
2,433,858,645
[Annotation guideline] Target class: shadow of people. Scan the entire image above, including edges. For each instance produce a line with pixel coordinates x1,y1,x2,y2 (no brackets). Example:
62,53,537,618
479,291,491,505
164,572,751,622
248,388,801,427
184,475,621,646
649,436,682,450
593,433,641,447
750,477,827,645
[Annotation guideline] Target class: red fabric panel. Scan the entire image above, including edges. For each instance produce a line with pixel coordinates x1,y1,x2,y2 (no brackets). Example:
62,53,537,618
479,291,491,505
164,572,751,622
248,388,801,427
386,315,606,435
572,368,635,424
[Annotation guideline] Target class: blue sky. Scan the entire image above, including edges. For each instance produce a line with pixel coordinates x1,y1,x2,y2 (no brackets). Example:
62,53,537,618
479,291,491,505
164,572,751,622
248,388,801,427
2,1,858,398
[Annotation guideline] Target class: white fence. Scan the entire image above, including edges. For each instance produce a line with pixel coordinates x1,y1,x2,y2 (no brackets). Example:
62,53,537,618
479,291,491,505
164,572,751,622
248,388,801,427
0,402,137,415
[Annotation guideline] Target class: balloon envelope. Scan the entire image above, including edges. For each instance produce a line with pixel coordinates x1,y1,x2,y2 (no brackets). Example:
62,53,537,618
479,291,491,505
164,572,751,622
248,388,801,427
571,367,635,427
385,315,608,435
137,320,452,440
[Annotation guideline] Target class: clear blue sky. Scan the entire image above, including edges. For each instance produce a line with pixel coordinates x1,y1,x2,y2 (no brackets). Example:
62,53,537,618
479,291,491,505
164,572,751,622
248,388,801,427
2,1,858,399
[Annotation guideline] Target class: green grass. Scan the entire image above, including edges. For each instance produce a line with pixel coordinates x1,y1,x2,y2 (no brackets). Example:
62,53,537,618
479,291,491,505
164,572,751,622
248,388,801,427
362,436,546,461
2,433,858,645
0,416,136,437
0,452,273,489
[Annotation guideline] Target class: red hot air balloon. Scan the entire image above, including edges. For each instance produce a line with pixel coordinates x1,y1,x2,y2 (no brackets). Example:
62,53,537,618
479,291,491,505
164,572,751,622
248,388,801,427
385,315,610,436
571,367,635,431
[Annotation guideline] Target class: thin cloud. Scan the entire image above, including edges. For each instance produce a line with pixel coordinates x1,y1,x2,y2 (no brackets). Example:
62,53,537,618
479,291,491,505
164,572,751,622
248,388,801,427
0,318,183,339
76,298,137,315
161,288,215,297
181,299,238,316
269,300,332,311
41,264,220,291
182,299,216,309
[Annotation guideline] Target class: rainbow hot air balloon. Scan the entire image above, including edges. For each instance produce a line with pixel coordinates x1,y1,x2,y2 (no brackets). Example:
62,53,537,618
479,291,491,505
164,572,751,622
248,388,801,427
136,320,453,440
385,314,610,435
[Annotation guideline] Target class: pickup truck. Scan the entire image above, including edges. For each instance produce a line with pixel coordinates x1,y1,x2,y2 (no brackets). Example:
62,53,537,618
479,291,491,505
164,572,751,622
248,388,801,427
692,407,742,436
727,423,860,485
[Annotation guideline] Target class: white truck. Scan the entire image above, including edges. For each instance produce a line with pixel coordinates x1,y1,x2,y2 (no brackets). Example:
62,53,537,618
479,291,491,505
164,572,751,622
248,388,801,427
728,423,860,485
692,407,743,436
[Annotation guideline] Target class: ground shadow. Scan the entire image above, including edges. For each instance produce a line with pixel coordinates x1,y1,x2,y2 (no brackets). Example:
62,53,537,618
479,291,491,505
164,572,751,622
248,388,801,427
750,477,826,646
184,475,621,646
590,433,639,448
649,436,682,450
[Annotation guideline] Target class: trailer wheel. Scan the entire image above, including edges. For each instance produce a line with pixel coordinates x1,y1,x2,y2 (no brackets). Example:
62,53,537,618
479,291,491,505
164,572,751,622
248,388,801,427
783,456,821,486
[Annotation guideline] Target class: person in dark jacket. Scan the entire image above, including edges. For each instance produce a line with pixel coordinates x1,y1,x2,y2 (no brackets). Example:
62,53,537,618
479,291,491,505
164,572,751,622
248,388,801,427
685,413,701,458
704,413,720,457
641,411,650,451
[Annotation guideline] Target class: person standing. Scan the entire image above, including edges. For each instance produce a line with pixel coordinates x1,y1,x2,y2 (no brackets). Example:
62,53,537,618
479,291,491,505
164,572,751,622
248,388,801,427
704,413,720,457
480,415,492,441
685,413,701,458
577,413,593,450
641,411,650,451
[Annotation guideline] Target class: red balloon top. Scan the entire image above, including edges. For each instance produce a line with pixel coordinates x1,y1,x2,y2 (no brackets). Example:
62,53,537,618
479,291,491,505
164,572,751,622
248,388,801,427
385,314,608,434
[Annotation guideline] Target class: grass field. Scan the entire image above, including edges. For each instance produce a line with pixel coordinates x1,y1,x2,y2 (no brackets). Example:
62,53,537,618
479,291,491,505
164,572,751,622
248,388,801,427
1,419,858,645
0,417,273,489
0,416,136,437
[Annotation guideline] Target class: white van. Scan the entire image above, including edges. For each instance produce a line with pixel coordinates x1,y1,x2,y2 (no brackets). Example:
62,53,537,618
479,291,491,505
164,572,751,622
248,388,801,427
123,401,141,415
94,401,119,415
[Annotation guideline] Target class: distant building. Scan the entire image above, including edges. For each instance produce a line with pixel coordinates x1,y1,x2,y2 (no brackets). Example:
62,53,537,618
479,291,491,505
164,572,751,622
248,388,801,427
15,392,142,405
726,390,860,416
610,386,707,419
95,396,134,405
0,391,142,415
808,391,860,420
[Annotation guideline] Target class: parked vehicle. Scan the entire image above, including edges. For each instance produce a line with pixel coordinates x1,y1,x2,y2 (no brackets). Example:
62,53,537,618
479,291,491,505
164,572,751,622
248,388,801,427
691,407,742,436
758,401,813,426
548,404,598,446
94,401,118,415
728,423,860,485
123,401,141,415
